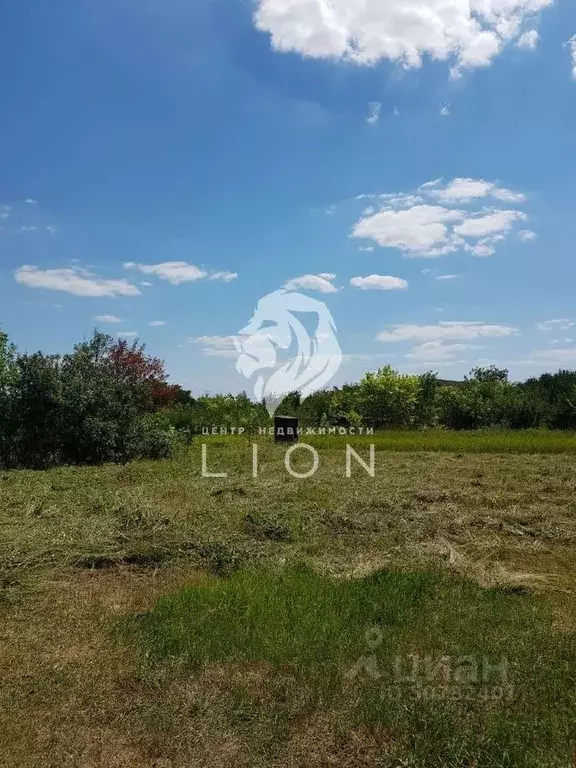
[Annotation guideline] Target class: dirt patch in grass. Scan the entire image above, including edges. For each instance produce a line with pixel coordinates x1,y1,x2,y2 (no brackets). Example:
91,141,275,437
0,566,208,767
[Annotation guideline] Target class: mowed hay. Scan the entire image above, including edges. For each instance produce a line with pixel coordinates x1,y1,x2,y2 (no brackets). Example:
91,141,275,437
1,440,576,766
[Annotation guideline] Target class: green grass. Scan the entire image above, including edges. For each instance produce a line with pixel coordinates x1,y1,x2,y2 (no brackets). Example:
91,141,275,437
308,428,576,454
125,565,576,767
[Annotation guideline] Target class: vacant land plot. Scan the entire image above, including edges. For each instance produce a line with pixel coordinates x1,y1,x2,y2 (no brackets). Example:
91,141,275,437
1,435,575,767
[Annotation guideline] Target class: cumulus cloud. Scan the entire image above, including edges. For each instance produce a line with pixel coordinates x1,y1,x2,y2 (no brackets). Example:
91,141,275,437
350,274,408,290
440,103,451,117
454,209,527,238
431,178,526,203
148,320,167,327
94,314,123,324
377,321,518,343
15,265,141,298
283,273,339,293
254,0,551,73
353,204,463,256
351,178,531,257
517,29,539,49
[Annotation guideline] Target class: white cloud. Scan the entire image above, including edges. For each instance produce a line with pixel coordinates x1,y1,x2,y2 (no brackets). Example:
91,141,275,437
359,245,375,252
124,262,237,285
436,274,459,280
194,335,237,347
94,314,123,324
366,102,381,124
537,319,575,332
464,235,505,257
353,204,464,257
454,209,526,238
192,335,238,358
148,320,167,327
406,341,478,361
567,35,576,79
283,273,339,293
352,178,530,257
440,103,450,117
518,229,537,242
254,0,551,72
350,274,408,290
517,29,539,49
377,321,518,343
15,266,141,298
431,178,526,203
209,271,238,282
124,261,207,285
140,281,153,287
116,331,138,338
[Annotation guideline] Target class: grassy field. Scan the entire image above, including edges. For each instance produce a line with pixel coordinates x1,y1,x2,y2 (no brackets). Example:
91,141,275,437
1,433,576,766
309,428,576,454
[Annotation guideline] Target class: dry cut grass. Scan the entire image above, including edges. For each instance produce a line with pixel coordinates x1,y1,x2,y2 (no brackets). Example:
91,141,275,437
1,439,576,766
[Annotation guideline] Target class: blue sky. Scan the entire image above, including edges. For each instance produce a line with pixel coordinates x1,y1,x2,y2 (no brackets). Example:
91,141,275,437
1,0,576,394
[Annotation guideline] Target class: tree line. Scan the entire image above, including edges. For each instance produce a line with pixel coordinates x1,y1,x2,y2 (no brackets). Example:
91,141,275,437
2,326,576,469
168,364,576,435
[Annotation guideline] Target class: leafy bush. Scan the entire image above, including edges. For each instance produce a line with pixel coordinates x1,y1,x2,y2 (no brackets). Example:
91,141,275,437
0,329,176,469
